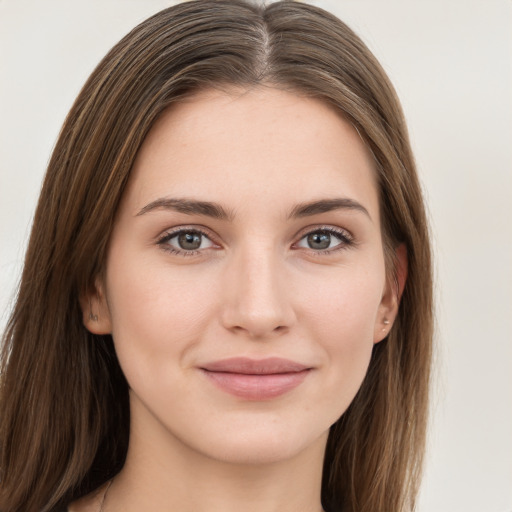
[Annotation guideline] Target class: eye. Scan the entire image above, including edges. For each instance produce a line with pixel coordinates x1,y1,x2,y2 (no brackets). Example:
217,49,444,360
158,229,215,254
295,228,352,252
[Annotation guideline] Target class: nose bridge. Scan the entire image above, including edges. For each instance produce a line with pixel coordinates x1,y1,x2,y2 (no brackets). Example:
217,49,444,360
221,240,294,337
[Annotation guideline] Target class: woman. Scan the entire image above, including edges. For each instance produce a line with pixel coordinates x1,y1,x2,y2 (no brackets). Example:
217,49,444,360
0,1,433,511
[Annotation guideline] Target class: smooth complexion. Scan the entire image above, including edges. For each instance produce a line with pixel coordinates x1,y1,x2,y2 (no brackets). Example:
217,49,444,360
77,87,402,512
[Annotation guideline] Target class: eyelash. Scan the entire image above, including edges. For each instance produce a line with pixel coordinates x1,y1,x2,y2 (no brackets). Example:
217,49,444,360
156,225,355,257
294,226,355,255
156,227,216,257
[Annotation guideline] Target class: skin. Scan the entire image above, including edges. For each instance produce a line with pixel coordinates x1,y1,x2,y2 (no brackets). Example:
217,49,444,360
75,86,404,512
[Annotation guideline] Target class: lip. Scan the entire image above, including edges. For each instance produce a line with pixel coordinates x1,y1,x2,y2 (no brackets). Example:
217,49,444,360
199,357,312,400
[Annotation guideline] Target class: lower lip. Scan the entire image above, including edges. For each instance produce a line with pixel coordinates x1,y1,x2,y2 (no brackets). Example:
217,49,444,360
201,369,310,400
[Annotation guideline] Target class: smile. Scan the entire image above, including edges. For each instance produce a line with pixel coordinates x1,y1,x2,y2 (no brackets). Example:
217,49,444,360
200,357,312,400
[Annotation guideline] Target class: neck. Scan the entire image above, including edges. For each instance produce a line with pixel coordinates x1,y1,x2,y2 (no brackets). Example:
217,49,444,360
106,399,327,512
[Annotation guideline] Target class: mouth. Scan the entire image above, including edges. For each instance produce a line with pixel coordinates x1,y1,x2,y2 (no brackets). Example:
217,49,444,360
199,357,312,400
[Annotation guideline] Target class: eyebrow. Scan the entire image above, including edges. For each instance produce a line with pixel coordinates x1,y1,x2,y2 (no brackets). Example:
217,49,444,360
136,196,370,222
288,198,371,221
136,197,233,220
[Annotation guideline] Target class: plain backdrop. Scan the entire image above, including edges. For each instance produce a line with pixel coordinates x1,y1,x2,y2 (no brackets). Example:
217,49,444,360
1,1,511,511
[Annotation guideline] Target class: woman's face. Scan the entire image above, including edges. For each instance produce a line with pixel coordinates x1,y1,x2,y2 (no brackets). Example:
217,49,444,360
88,87,399,465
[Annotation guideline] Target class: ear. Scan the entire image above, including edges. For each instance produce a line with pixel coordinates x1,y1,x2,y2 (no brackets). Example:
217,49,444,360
79,277,112,335
373,243,408,344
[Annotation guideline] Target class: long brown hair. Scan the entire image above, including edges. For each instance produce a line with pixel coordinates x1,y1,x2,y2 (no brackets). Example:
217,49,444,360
0,1,433,511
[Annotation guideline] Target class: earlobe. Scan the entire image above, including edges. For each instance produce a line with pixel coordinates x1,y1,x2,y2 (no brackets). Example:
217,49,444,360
79,278,112,335
373,243,408,344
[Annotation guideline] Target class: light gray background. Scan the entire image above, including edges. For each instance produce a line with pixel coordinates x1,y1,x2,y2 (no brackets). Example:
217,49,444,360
1,1,511,510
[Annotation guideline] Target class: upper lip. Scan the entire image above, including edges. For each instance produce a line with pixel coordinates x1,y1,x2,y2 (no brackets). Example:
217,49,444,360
200,357,310,375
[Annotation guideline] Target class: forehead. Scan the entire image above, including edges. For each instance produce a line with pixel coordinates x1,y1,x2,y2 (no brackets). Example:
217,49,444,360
124,86,379,221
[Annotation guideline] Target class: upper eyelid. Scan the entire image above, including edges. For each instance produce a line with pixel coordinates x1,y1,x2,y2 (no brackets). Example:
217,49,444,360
157,225,217,242
293,224,353,241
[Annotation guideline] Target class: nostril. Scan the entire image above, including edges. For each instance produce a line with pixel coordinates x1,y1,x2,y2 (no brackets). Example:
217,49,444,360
228,323,288,338
220,275,296,337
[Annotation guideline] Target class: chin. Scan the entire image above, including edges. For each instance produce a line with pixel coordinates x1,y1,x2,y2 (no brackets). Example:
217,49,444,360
181,418,329,466
217,440,302,465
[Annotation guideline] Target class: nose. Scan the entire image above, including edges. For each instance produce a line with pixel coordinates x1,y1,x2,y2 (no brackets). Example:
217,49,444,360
220,247,296,339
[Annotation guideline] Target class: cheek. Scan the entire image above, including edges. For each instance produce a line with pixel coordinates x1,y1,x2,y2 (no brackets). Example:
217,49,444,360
297,265,384,407
300,263,384,339
104,249,218,373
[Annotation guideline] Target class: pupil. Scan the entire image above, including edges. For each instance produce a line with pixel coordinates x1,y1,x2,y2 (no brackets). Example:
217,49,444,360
178,232,201,250
307,232,331,250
